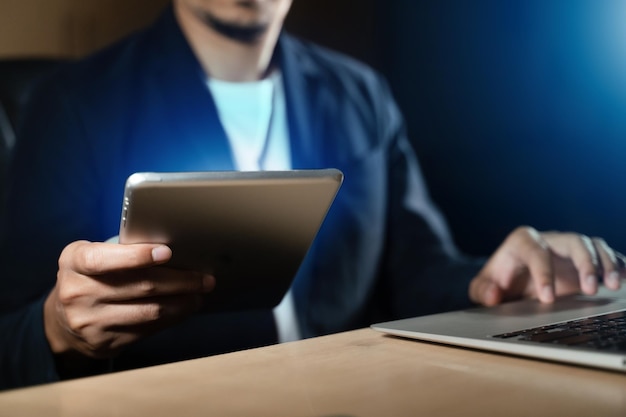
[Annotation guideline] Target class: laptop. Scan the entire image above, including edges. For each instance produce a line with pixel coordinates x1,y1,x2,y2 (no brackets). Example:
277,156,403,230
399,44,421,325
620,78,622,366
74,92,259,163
372,285,626,372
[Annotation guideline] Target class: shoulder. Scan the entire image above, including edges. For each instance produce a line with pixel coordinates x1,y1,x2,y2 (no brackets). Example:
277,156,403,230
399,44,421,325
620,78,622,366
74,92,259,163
41,28,155,101
19,21,168,149
281,33,387,96
280,34,404,143
29,6,194,122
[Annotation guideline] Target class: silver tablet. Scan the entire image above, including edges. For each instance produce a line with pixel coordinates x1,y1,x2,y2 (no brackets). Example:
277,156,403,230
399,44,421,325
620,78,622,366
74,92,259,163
118,169,343,313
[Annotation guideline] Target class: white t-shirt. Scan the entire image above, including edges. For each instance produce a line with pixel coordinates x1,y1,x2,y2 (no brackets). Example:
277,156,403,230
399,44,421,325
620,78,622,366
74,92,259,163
206,71,300,343
207,71,291,171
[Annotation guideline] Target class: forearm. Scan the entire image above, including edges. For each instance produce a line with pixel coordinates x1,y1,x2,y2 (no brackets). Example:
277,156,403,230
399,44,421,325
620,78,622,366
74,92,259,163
388,255,485,319
383,119,486,318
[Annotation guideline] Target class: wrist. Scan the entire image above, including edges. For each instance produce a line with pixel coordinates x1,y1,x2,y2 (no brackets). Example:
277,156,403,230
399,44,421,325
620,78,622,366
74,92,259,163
43,287,72,355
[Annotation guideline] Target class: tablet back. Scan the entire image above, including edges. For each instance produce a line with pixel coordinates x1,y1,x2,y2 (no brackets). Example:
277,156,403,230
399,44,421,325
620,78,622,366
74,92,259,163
119,169,343,313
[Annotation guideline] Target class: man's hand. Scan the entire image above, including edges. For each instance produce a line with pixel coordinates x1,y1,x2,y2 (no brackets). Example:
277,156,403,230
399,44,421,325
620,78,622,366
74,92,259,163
44,240,216,359
469,226,626,306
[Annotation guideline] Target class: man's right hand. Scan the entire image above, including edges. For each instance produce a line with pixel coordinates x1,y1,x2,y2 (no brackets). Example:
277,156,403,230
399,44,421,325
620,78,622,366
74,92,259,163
43,240,216,359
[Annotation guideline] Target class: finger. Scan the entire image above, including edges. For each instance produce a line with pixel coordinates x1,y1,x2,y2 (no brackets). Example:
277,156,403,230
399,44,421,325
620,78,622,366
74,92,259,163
618,252,626,282
592,238,622,290
469,275,502,306
58,268,216,305
100,267,216,302
60,240,173,276
98,294,204,328
579,235,601,294
542,233,600,295
56,242,215,305
513,227,555,303
64,294,203,358
617,252,626,271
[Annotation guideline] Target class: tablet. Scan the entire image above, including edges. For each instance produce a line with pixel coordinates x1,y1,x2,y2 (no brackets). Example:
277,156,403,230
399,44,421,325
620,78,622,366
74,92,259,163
118,169,343,313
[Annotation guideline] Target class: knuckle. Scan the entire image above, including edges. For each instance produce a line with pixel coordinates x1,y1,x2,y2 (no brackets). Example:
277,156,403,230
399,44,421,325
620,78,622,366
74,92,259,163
512,225,534,238
64,311,89,334
510,226,545,248
80,247,104,272
514,225,530,232
592,237,608,248
55,274,83,305
58,245,76,271
56,284,79,305
574,233,595,251
135,279,159,296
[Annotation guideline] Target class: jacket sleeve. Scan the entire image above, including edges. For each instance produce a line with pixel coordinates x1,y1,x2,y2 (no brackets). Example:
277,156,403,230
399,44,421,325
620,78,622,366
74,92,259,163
378,76,486,319
0,78,102,390
0,296,59,390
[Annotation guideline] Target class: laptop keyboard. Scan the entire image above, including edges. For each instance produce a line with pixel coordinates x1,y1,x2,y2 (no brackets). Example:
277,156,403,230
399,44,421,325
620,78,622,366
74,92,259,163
492,310,626,353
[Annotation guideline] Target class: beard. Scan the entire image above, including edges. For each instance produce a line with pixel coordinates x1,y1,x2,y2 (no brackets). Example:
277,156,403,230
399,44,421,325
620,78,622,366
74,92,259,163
197,11,269,44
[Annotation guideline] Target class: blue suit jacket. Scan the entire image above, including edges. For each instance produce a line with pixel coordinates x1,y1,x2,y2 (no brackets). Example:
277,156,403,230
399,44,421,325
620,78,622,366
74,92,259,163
0,7,482,389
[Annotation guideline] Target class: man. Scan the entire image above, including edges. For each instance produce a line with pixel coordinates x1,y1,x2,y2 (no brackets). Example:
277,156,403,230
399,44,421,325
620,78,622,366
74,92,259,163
1,0,624,390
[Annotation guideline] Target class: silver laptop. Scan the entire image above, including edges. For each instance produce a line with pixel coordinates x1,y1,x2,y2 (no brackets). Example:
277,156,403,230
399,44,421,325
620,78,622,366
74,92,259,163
372,285,626,372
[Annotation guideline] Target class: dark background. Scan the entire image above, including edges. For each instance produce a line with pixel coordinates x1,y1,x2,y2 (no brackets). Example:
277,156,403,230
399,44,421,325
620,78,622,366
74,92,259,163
286,0,626,256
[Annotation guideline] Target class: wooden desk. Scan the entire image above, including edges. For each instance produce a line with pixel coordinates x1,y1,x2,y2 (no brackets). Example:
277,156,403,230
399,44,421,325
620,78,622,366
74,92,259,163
1,328,624,417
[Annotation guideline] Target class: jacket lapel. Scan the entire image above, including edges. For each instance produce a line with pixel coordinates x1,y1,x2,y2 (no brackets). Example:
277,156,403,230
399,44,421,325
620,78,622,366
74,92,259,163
276,35,326,169
147,6,235,171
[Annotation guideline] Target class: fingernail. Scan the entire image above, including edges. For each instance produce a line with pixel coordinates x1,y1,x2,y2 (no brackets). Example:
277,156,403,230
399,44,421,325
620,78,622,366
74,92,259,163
585,275,597,292
607,271,621,289
540,285,554,303
203,274,216,291
486,284,500,306
151,246,171,262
